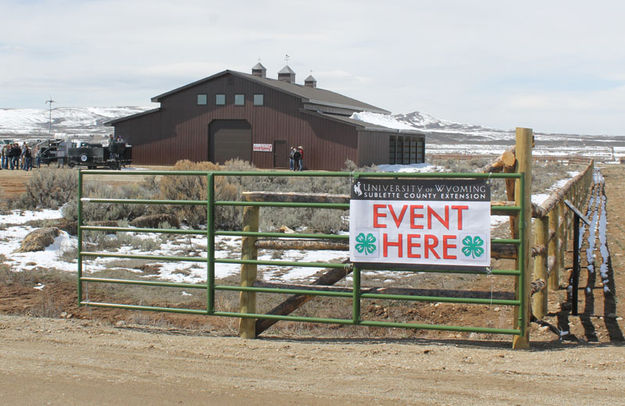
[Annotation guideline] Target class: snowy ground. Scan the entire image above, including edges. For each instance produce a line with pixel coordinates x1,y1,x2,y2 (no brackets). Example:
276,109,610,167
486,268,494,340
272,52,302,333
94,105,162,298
531,171,580,206
0,207,340,283
1,166,581,285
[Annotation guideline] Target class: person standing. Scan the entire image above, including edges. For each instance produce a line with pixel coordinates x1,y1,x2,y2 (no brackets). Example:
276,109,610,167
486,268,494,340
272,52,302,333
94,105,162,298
10,143,21,170
289,146,296,171
57,140,67,168
33,145,41,168
292,147,301,171
297,145,304,171
0,144,6,169
20,142,28,170
22,146,32,171
6,144,14,169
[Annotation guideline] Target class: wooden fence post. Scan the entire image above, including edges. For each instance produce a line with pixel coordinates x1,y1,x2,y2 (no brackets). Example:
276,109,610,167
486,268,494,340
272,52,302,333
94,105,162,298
548,204,560,290
532,216,549,319
513,127,533,349
239,205,259,339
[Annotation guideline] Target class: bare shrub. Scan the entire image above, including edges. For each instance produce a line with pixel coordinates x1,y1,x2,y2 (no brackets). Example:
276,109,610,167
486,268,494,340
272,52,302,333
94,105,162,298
157,159,255,229
161,159,354,233
343,159,379,173
1,196,16,211
30,291,62,318
82,230,162,252
59,246,78,263
531,160,586,194
19,168,78,209
343,159,359,172
308,209,349,233
63,180,155,222
255,172,351,234
127,312,173,328
429,157,491,173
0,261,18,285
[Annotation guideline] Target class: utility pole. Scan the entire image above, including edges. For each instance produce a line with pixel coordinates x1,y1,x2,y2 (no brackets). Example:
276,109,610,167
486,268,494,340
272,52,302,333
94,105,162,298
45,98,55,136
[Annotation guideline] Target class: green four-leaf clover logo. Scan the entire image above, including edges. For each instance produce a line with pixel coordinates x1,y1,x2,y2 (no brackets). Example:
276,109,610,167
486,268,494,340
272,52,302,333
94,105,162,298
355,232,377,255
462,235,484,258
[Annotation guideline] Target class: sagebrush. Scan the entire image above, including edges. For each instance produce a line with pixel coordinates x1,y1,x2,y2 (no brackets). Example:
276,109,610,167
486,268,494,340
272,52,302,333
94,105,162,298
16,158,585,235
19,168,78,209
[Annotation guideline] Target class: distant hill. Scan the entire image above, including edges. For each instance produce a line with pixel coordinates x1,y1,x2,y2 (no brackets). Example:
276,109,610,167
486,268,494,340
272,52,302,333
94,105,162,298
0,106,152,141
395,111,509,136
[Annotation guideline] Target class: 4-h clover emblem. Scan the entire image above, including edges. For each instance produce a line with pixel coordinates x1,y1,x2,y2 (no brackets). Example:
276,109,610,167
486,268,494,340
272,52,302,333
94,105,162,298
355,232,377,255
462,235,485,259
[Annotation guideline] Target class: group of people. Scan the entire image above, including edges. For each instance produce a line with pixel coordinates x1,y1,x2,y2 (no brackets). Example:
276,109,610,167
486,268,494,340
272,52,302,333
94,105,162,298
107,133,124,145
289,145,304,171
0,142,37,171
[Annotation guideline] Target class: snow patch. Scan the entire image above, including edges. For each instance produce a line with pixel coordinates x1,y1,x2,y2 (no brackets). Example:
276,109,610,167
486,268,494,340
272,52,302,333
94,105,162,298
350,112,416,130
376,163,445,173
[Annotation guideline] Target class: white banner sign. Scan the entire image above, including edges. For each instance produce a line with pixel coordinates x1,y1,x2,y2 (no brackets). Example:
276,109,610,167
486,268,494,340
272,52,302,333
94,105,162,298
253,143,272,152
349,179,491,269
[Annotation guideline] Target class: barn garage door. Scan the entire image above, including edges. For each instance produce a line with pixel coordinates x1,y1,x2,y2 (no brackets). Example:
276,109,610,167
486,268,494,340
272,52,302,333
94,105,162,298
209,120,252,164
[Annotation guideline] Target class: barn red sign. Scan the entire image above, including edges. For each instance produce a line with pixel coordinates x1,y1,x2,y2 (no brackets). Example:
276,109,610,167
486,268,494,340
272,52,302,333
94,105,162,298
253,143,273,152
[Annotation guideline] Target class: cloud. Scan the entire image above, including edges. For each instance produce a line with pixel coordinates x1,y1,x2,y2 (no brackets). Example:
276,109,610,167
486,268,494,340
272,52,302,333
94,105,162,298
1,0,625,134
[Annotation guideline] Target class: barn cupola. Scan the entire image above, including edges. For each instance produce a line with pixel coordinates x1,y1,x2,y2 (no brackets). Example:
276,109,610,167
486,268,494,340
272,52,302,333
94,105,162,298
251,62,267,78
278,65,296,83
304,74,317,88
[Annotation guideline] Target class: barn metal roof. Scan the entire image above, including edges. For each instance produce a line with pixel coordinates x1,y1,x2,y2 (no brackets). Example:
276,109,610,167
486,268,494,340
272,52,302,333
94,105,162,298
105,107,161,126
151,70,390,114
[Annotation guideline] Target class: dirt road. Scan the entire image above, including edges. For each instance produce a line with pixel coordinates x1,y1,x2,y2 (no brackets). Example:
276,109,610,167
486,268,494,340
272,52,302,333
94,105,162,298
0,165,171,200
0,167,32,197
1,314,623,406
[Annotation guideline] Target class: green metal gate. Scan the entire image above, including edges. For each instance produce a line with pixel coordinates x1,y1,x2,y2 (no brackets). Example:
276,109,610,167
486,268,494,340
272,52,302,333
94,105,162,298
77,169,526,337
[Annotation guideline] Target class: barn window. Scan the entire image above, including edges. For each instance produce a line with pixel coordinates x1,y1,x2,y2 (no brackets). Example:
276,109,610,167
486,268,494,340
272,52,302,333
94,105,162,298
402,137,410,163
409,137,417,163
389,135,424,164
216,94,226,105
417,139,424,162
396,137,404,164
234,94,245,105
253,94,264,106
197,94,207,105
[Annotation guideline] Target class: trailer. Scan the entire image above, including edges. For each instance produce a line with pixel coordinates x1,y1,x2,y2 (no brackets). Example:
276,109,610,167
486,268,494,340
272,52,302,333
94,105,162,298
68,142,132,169
37,140,132,169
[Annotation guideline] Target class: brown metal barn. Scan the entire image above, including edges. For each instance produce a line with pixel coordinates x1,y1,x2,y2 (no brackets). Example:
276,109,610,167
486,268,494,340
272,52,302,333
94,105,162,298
107,64,425,170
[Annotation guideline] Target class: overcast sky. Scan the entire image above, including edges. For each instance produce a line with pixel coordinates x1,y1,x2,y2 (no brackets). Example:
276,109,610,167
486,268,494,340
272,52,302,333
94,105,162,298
1,0,624,135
